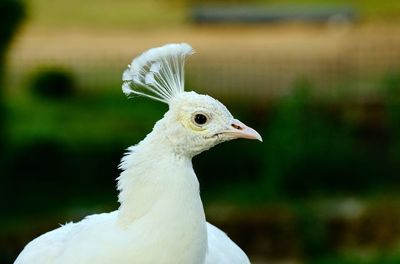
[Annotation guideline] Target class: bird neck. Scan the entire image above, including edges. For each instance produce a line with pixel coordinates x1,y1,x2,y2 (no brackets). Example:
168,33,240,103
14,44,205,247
115,122,208,263
116,128,204,226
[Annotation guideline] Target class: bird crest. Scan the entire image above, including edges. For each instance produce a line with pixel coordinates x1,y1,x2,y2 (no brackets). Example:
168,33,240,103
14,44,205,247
122,43,194,104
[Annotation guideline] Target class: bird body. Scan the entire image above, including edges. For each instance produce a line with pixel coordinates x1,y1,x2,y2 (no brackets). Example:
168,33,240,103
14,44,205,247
16,122,207,264
15,43,260,264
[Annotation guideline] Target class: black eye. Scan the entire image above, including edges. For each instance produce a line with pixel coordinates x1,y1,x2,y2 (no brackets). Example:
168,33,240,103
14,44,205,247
194,113,208,125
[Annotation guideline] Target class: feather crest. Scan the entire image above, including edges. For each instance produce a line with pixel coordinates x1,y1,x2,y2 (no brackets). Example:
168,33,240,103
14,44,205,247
122,43,194,104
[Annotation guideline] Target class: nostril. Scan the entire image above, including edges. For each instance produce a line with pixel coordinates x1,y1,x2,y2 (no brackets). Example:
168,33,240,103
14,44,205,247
231,123,243,130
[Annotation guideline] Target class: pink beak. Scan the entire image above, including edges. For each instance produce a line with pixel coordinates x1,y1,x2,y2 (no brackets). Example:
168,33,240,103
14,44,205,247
222,119,262,142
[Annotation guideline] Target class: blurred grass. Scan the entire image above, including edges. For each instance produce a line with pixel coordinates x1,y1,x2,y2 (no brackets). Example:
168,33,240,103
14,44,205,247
6,88,166,148
256,0,400,21
27,0,187,30
24,0,400,32
311,253,400,264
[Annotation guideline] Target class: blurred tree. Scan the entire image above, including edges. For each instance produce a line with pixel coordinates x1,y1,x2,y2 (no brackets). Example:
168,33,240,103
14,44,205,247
0,1,25,262
383,71,400,173
261,78,360,198
30,68,76,99
0,0,25,153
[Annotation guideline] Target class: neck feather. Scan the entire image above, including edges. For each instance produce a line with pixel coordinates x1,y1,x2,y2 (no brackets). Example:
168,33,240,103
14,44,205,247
117,127,201,226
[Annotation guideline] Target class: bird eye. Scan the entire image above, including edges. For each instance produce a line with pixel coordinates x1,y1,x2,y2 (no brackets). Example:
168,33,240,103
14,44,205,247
193,113,208,126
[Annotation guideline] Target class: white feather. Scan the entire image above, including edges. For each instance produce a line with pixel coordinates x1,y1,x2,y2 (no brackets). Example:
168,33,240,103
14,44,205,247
206,223,250,264
144,72,156,85
150,61,161,72
122,43,194,104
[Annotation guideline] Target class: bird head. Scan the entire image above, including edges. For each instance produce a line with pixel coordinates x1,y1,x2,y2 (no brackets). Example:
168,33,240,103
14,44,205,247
161,91,261,156
122,43,261,157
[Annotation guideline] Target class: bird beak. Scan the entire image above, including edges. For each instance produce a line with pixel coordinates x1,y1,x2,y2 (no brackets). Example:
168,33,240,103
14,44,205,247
221,119,263,142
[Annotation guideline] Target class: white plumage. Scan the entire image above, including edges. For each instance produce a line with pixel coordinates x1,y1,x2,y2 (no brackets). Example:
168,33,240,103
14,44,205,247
122,43,193,103
14,43,262,264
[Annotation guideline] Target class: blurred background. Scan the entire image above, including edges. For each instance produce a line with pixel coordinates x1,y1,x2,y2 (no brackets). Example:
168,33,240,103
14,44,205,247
1,0,400,263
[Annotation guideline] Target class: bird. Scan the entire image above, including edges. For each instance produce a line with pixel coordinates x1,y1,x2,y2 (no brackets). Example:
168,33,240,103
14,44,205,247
14,43,262,264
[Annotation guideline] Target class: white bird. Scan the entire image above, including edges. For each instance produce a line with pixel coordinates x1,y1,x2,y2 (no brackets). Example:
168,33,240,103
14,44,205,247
14,43,262,264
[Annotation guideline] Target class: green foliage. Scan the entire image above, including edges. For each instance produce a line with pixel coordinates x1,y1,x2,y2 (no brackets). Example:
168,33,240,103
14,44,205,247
384,71,400,153
0,0,25,153
262,79,359,198
6,91,166,147
311,253,400,264
30,68,76,99
296,205,329,258
0,0,25,54
257,74,400,200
